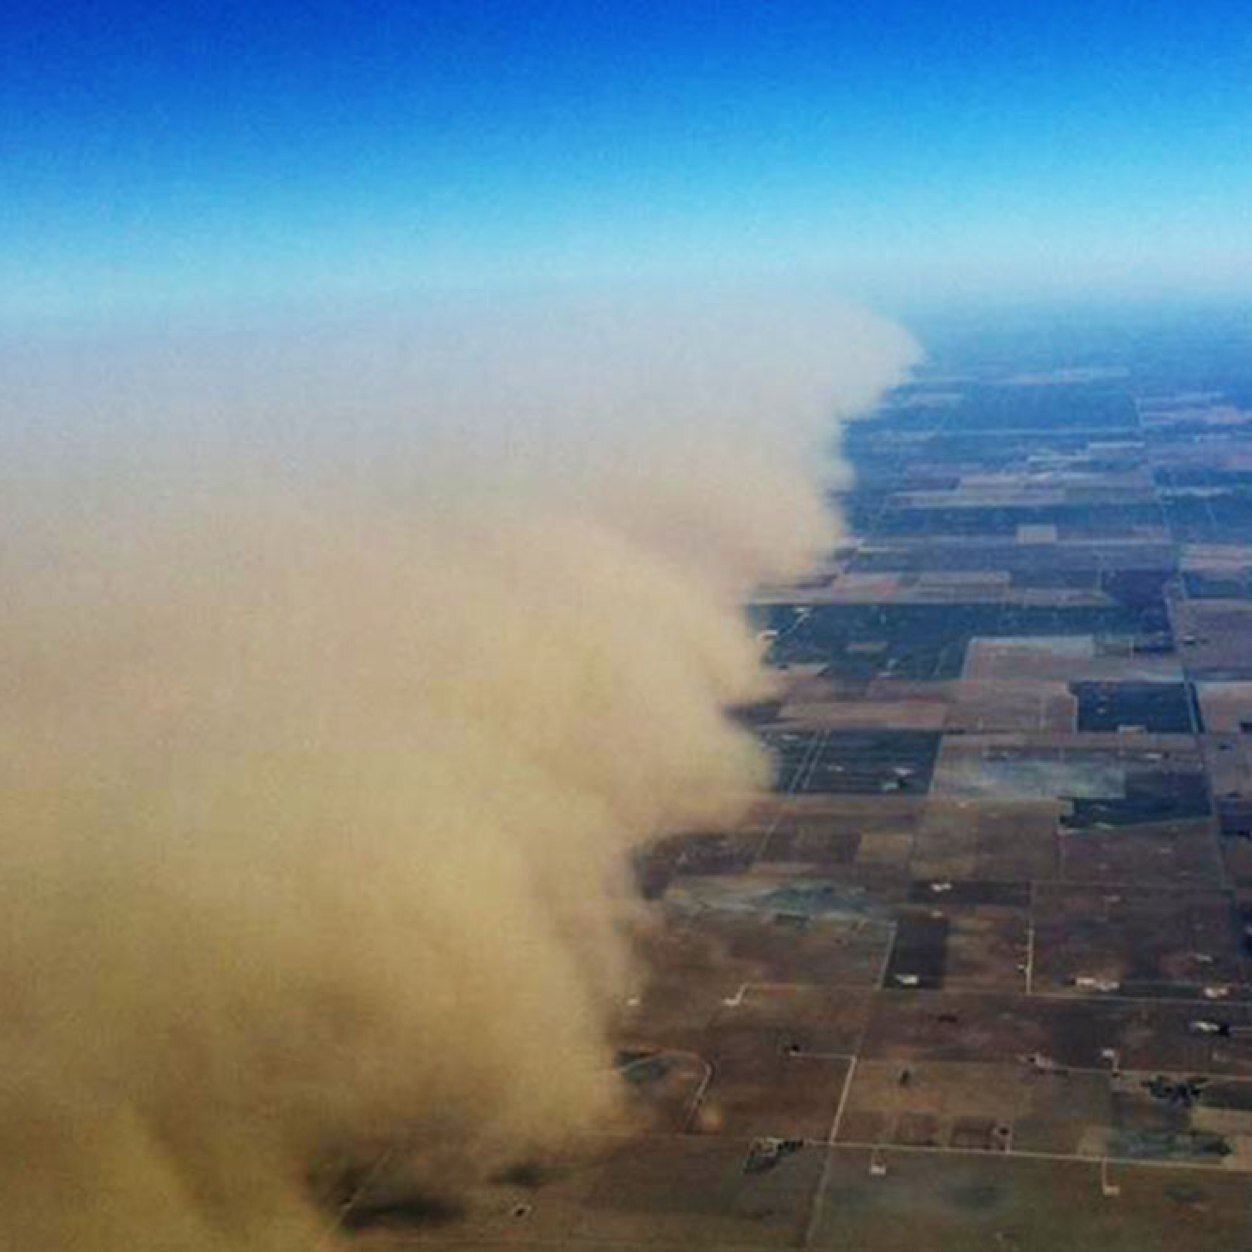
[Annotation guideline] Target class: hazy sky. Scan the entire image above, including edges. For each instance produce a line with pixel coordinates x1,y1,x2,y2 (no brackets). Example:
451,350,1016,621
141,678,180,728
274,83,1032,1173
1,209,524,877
5,0,1252,324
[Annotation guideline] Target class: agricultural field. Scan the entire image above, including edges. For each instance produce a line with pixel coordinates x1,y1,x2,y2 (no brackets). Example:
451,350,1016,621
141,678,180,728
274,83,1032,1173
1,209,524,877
351,316,1252,1247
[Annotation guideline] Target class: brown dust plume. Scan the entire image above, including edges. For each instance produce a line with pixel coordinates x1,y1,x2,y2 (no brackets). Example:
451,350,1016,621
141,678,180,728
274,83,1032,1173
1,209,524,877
0,290,917,1249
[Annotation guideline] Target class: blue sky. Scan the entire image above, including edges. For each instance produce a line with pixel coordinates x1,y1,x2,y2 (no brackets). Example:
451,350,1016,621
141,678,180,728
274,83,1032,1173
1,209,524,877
4,0,1252,324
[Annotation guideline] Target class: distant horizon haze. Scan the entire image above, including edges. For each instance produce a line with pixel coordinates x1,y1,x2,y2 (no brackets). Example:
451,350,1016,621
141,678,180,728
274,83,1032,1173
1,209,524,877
5,0,1252,326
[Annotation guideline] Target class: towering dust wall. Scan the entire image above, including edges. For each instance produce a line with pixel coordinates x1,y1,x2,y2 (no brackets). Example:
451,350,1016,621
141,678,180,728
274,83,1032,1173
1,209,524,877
0,291,917,1249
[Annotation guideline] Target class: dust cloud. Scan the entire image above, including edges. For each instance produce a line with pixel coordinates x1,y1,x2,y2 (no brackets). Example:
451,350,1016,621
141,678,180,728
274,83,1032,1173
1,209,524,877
0,289,917,1249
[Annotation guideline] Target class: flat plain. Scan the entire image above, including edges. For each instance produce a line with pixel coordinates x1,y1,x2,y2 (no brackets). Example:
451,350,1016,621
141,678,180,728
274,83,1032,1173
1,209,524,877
348,315,1252,1248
